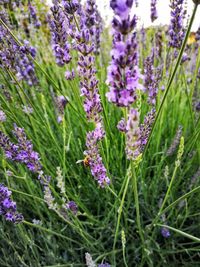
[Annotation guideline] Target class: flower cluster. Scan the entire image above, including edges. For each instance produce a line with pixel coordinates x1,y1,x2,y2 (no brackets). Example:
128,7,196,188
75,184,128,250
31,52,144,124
161,227,171,238
48,0,71,67
0,184,23,223
166,125,183,156
78,54,102,122
143,52,161,105
65,1,103,123
125,109,140,160
85,252,110,267
118,108,156,159
196,26,200,41
62,0,109,186
106,0,141,107
28,2,41,29
168,0,186,49
84,123,110,187
150,0,158,22
84,0,103,54
98,263,111,267
55,95,68,123
0,15,38,86
139,108,156,152
0,125,42,173
0,110,6,122
66,201,78,215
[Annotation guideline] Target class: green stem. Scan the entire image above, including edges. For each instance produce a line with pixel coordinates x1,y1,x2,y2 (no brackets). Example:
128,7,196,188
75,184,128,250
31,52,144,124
131,163,144,244
122,245,128,267
113,166,131,264
23,220,80,244
155,223,200,243
161,185,200,215
150,163,179,231
142,3,198,158
159,164,178,214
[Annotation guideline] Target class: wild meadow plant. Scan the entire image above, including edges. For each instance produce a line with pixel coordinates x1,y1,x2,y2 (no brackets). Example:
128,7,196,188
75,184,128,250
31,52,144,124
0,0,200,266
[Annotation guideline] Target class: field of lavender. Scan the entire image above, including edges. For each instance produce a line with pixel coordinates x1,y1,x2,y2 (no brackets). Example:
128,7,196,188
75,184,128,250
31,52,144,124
0,0,200,266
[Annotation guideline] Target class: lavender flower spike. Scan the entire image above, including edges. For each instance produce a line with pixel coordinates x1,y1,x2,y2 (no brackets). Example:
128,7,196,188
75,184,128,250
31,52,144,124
168,0,186,49
84,123,110,187
0,125,42,173
143,52,161,105
63,1,109,186
150,0,158,22
28,2,41,28
48,0,71,67
161,227,171,238
0,184,23,223
106,0,141,107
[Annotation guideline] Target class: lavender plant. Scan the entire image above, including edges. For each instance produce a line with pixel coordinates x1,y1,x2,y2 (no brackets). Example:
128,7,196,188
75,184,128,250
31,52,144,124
0,184,23,223
0,0,199,266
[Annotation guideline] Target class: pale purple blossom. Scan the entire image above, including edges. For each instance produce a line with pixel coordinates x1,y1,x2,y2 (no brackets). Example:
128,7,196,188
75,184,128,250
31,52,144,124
168,0,186,49
150,0,158,22
0,184,23,223
106,0,141,107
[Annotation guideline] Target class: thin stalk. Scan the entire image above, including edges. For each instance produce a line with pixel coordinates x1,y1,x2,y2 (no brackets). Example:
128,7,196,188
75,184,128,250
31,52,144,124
131,163,144,244
113,166,131,265
23,220,80,244
122,244,128,267
155,223,200,243
161,185,200,215
8,188,44,202
142,3,198,158
150,162,179,231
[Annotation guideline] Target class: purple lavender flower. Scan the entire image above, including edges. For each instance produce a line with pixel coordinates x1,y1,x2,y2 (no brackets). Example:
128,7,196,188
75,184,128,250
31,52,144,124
110,0,133,20
56,95,68,113
48,0,71,67
55,95,68,123
85,0,103,54
0,20,38,86
150,0,158,22
143,52,162,105
84,123,110,187
63,1,104,123
0,0,9,5
181,52,190,64
0,184,23,223
65,69,75,80
98,263,111,267
0,110,6,122
66,201,78,215
62,0,80,15
57,1,109,186
78,54,103,122
161,227,171,238
139,108,156,152
117,118,127,132
106,1,141,107
196,101,200,111
28,2,41,29
195,26,200,41
0,125,42,173
168,0,186,49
